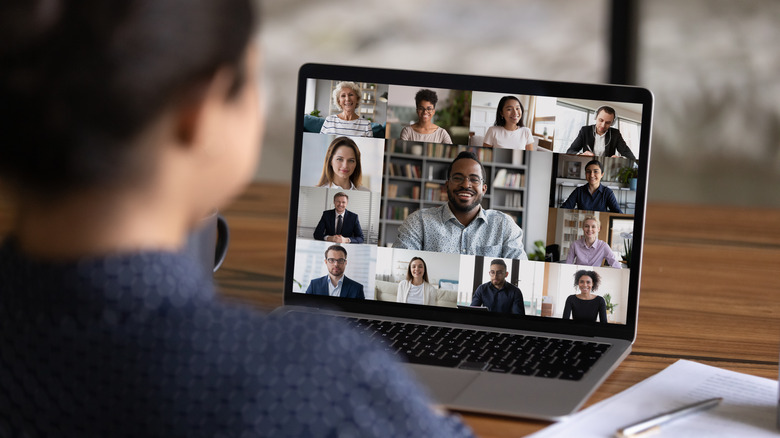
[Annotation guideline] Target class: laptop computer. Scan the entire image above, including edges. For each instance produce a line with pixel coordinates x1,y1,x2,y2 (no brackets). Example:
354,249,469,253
278,63,653,420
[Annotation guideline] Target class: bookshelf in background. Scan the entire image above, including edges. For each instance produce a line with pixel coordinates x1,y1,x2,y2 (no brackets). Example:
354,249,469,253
554,209,594,261
329,81,377,120
380,140,529,246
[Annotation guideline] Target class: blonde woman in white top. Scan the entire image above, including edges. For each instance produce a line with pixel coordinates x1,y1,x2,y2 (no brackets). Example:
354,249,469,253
319,81,373,137
482,95,533,150
396,257,438,306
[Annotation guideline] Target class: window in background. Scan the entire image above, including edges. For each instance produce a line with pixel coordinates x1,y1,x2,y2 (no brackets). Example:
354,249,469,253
554,103,589,152
618,119,640,158
532,97,557,139
636,0,780,206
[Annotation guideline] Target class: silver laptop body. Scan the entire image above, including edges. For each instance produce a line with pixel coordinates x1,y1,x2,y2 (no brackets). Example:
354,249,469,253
277,63,653,420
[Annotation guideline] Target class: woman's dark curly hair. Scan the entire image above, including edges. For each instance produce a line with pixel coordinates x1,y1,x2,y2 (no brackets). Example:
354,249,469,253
574,270,601,291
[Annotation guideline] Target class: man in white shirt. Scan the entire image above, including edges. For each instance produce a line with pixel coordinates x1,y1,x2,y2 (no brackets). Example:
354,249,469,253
565,106,636,160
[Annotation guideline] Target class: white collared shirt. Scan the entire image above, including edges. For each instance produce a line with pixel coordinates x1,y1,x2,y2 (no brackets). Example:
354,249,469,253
328,274,345,297
594,131,607,156
323,181,369,191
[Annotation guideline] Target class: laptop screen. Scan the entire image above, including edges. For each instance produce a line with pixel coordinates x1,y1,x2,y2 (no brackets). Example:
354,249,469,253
285,64,652,340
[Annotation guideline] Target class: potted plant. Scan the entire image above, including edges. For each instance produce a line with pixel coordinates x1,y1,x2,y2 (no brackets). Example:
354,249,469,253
435,90,471,144
620,232,633,265
527,240,547,261
603,293,618,318
616,165,638,190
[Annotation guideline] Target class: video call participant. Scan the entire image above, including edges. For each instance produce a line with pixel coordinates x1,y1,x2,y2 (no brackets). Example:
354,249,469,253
566,216,622,268
305,245,365,299
313,192,364,244
562,270,608,323
482,95,534,150
396,256,438,305
0,2,471,436
470,259,525,315
319,81,373,137
395,151,528,259
316,136,369,191
400,89,453,144
561,159,623,213
565,106,636,160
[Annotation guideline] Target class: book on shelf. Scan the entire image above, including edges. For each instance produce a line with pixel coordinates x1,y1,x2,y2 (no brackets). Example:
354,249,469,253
414,143,493,162
426,143,446,158
423,182,445,202
390,162,422,179
386,205,413,221
493,168,526,188
401,163,421,179
502,192,523,208
387,184,398,199
411,186,420,200
467,146,492,162
494,169,507,187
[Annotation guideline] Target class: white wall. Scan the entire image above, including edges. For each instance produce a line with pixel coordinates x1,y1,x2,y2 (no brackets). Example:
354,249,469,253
524,151,553,251
546,263,630,323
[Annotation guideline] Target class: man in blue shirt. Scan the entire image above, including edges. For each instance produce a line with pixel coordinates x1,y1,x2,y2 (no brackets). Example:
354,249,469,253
470,259,525,314
561,159,622,213
395,151,527,259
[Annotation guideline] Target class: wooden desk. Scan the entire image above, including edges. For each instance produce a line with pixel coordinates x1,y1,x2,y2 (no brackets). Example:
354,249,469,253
215,183,780,437
2,182,779,437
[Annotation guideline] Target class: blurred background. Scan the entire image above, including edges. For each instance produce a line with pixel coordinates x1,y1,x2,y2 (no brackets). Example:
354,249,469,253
254,0,780,207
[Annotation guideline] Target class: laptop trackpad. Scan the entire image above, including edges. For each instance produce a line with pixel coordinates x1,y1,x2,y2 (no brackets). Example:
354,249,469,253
407,364,479,404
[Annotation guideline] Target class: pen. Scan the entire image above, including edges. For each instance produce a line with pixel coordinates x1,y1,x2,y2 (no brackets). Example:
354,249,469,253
615,397,723,438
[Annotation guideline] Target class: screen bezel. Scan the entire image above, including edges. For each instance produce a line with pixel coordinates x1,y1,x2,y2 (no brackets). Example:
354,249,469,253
284,63,653,342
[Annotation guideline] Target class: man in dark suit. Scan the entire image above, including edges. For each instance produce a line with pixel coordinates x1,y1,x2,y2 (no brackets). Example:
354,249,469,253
305,245,365,299
565,106,636,160
313,192,364,244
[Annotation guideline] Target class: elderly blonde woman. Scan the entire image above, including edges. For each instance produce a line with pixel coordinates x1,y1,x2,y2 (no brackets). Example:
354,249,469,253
319,81,373,137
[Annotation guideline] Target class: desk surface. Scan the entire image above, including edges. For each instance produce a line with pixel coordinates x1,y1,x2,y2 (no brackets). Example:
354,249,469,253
2,182,779,437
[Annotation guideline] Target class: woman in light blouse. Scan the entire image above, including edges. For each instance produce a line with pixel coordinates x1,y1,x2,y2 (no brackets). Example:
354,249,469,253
396,257,438,305
319,81,373,137
317,136,369,191
400,89,452,144
482,95,534,150
566,215,622,268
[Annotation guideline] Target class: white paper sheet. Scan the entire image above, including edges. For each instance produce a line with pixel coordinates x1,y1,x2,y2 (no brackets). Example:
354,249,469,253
529,360,778,438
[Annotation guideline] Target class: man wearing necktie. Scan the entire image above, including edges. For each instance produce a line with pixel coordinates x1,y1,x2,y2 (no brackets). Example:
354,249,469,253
313,192,365,244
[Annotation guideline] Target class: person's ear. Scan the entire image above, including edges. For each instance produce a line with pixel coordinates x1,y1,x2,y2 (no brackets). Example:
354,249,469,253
172,86,210,146
172,65,238,148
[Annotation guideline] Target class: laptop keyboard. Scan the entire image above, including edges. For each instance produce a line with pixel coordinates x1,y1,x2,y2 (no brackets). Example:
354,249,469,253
340,317,609,381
